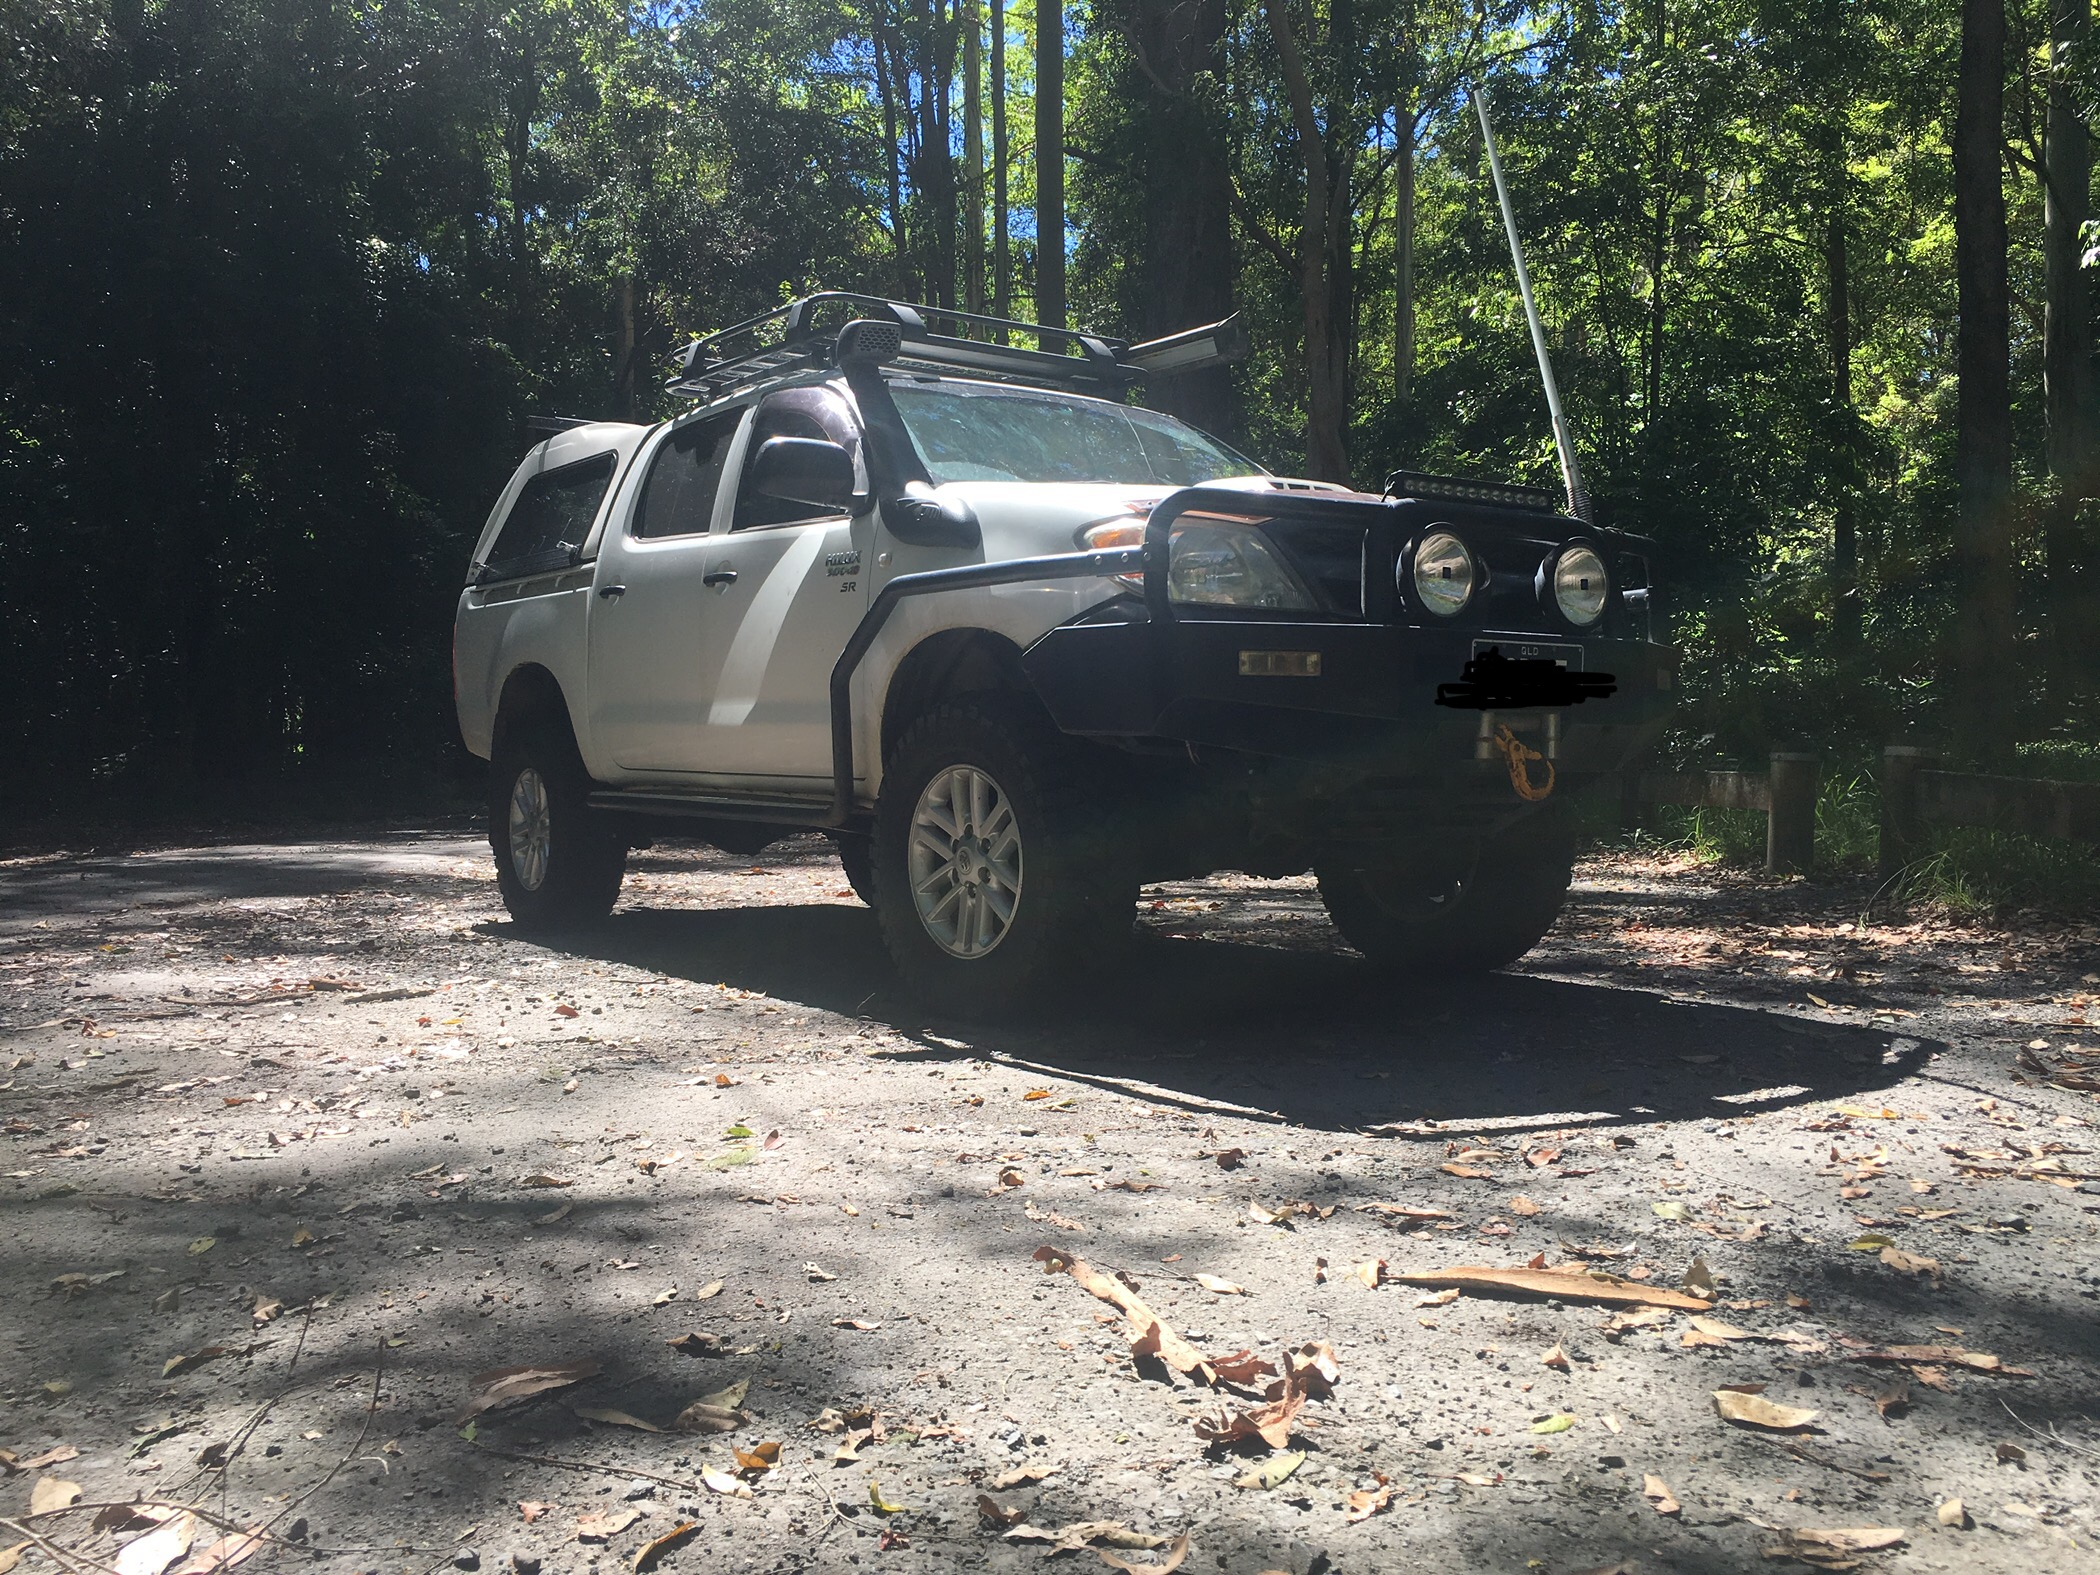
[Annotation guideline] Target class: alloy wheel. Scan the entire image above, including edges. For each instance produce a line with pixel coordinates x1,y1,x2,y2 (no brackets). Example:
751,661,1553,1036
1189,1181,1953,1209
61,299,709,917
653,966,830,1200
508,767,552,892
908,764,1022,958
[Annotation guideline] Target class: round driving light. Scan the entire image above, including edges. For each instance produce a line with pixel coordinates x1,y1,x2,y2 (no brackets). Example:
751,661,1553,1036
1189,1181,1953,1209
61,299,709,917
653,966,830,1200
1408,530,1476,617
1552,544,1610,627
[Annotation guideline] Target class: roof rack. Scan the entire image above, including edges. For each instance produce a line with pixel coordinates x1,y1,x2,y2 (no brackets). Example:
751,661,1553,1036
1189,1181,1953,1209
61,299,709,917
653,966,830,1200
666,292,1245,404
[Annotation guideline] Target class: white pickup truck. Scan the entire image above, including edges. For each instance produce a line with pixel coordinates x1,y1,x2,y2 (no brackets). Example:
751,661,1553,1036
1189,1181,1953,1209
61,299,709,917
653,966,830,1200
453,295,1671,1013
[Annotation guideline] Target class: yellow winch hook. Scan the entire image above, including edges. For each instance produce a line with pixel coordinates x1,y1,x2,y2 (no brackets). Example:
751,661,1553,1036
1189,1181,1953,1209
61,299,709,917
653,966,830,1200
1492,723,1556,802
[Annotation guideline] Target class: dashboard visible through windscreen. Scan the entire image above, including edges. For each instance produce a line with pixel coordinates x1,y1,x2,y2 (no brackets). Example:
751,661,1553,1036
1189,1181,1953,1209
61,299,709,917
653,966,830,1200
889,379,1258,486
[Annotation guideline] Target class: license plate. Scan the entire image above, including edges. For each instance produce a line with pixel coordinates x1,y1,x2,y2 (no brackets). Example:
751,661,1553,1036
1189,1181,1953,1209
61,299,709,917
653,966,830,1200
1472,637,1582,671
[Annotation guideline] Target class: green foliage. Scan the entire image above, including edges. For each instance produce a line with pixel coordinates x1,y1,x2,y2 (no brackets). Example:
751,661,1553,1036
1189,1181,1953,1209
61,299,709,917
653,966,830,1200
1,0,2095,825
1891,827,2100,917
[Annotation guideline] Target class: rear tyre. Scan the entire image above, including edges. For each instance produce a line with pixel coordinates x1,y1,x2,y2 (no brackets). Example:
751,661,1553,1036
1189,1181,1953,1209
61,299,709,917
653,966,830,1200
872,699,1135,1016
832,831,877,907
1316,807,1575,976
491,723,627,929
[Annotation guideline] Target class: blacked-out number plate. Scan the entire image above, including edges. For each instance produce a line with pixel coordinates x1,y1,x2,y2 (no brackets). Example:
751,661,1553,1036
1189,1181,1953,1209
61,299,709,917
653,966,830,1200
1472,638,1582,671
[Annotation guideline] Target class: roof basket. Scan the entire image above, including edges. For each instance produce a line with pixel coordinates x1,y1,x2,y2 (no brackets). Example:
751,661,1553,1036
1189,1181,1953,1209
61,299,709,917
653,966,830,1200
666,292,1245,404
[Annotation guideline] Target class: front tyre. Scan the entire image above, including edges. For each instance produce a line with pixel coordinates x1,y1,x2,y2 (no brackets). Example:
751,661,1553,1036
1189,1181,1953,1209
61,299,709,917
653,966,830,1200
1316,807,1576,976
873,700,1134,1015
490,726,627,929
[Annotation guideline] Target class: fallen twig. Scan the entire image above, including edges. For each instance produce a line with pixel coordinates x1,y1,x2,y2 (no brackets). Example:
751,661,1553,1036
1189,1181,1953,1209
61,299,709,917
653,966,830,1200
465,1442,702,1496
1999,1398,2100,1461
0,1515,124,1575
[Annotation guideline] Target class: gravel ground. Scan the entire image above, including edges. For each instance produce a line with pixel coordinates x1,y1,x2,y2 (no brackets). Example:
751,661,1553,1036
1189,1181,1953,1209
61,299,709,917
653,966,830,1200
2,828,2096,1575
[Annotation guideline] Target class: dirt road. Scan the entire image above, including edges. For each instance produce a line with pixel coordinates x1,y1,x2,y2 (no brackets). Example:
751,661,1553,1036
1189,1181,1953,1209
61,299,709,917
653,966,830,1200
2,830,2095,1575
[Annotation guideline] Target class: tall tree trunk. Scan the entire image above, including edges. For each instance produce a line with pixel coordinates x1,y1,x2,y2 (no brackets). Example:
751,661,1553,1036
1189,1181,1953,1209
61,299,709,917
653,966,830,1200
2044,0,2094,696
1826,207,1858,648
1952,0,2017,758
1263,0,1347,481
913,0,959,309
1645,197,1667,422
964,0,985,312
1128,0,1235,434
615,273,638,421
874,24,908,295
992,0,1011,328
1394,103,1417,407
1035,0,1066,333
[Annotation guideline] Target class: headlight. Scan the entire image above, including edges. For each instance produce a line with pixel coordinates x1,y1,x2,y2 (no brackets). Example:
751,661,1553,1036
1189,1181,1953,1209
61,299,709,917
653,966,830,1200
1081,511,1318,611
1080,516,1148,589
1408,530,1477,617
1550,545,1610,627
1166,518,1318,610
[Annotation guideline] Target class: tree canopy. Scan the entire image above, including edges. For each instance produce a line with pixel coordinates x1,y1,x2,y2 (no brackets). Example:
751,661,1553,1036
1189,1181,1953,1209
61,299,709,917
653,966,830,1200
1,0,2094,814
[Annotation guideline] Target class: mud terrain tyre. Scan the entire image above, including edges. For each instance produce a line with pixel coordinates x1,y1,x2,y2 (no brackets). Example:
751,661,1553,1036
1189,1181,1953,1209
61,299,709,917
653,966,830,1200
832,831,877,907
491,721,627,930
873,699,1135,1015
1316,807,1575,976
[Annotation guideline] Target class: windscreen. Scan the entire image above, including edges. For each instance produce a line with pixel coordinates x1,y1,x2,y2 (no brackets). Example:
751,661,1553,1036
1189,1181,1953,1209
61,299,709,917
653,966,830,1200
889,381,1258,486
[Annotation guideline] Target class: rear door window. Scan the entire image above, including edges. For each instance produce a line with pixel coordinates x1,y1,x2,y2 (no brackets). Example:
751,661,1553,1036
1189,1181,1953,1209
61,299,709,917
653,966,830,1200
483,451,616,580
633,409,744,539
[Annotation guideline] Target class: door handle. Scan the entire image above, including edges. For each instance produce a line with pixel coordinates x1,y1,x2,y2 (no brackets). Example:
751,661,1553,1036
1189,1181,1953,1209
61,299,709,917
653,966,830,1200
598,584,626,598
703,569,738,588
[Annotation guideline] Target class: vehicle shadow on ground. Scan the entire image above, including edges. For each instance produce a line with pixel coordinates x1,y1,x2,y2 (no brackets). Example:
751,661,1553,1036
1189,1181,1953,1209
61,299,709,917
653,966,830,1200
540,894,1939,1137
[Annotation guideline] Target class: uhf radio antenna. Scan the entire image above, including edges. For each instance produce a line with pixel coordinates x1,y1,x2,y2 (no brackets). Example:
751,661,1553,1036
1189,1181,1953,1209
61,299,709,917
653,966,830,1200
1470,86,1592,525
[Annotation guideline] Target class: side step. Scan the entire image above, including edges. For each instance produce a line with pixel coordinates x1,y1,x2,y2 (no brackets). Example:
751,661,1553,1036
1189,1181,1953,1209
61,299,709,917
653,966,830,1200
588,789,842,828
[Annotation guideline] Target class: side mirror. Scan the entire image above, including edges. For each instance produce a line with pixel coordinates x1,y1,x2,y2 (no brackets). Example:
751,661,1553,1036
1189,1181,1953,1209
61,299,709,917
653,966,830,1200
881,489,981,549
749,436,856,512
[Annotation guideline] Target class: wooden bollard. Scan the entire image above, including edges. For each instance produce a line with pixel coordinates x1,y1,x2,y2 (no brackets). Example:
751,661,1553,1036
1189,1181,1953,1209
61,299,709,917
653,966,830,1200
1766,750,1820,875
1879,744,1941,880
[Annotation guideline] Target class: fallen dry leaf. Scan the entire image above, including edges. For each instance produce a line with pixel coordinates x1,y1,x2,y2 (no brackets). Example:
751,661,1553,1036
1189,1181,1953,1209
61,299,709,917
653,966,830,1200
1034,1246,1216,1386
1197,1352,1276,1397
517,1502,554,1523
10,1446,78,1472
518,1174,573,1189
114,1511,195,1575
575,1507,642,1543
1356,1202,1451,1221
1540,1343,1570,1371
1098,1533,1191,1575
161,1346,237,1378
630,1521,699,1571
1510,1195,1541,1216
457,1360,600,1423
1937,1499,1969,1529
1878,1247,1939,1276
572,1407,662,1433
1763,1527,1906,1567
699,1465,750,1498
1233,1451,1304,1490
1351,1259,1387,1289
1193,1274,1244,1296
169,1527,269,1575
1841,1344,2034,1377
1642,1474,1681,1516
1440,1162,1494,1179
1343,1478,1392,1522
693,1281,723,1301
1005,1522,1168,1553
672,1402,745,1434
1393,1263,1713,1310
29,1478,82,1515
989,1464,1056,1489
732,1441,780,1474
1712,1389,1820,1431
1211,1148,1247,1169
978,1495,1027,1528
